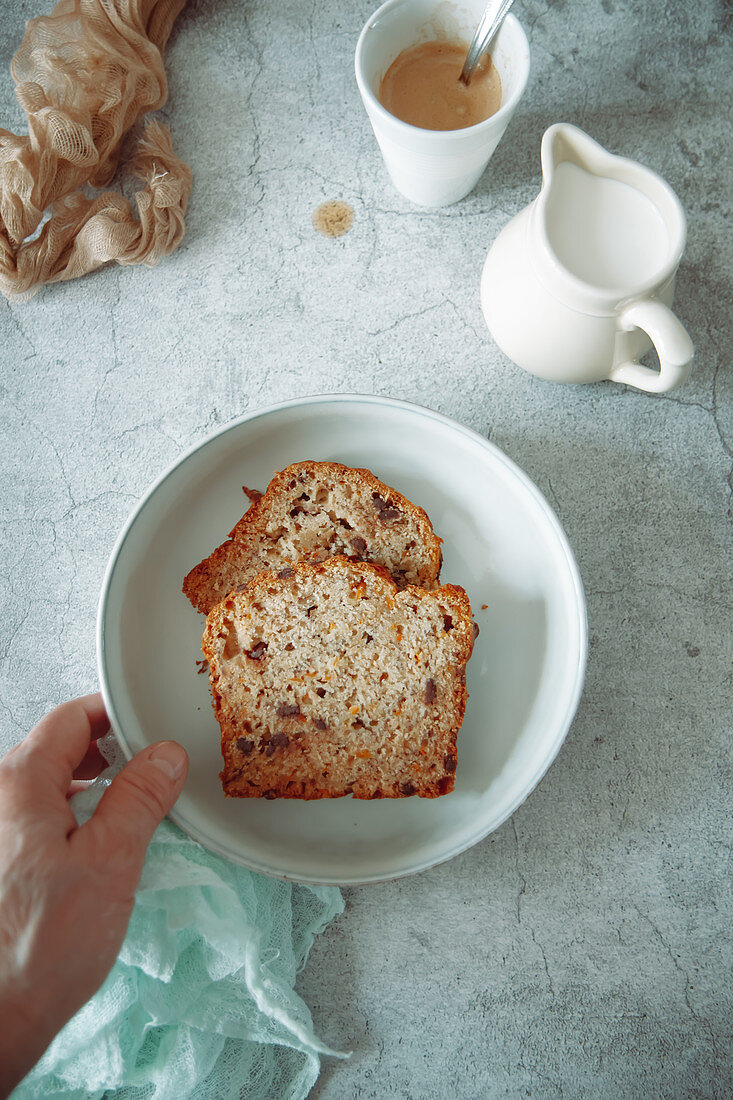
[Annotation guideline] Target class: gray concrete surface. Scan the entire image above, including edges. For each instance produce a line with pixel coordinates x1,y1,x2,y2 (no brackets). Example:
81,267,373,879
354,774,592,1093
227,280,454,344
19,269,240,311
0,0,731,1096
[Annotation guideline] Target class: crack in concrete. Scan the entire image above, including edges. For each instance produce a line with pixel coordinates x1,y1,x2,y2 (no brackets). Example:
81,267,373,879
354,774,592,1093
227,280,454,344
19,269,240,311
711,360,733,518
256,163,362,204
510,817,527,925
307,0,321,111
237,23,270,220
54,547,79,662
642,579,733,609
355,203,378,294
530,928,557,1003
441,294,486,344
631,903,723,1077
367,301,446,338
364,202,516,221
0,606,31,665
654,361,733,520
518,1049,564,1097
0,694,22,734
114,417,180,448
91,268,123,425
547,477,562,516
3,395,75,514
2,302,37,358
55,489,137,525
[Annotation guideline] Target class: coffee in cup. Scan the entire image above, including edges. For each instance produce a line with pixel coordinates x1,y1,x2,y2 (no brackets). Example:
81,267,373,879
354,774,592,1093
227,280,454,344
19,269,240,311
378,39,502,131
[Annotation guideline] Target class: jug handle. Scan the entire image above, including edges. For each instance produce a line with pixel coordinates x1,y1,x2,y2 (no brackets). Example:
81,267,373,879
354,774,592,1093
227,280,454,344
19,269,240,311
609,299,694,393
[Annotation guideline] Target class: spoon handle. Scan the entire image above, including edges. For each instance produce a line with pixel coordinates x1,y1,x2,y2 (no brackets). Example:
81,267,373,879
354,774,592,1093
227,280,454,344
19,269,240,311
459,0,517,86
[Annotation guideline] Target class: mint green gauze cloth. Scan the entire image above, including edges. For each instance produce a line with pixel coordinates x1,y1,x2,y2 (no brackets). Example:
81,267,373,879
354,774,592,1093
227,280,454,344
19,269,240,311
12,735,347,1100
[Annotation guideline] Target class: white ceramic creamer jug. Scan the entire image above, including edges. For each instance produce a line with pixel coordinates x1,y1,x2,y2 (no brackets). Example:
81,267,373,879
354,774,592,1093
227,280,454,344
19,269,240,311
481,123,694,391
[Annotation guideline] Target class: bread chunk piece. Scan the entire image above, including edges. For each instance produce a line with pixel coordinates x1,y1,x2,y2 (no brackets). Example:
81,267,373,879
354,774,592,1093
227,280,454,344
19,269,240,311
203,557,474,799
183,461,442,614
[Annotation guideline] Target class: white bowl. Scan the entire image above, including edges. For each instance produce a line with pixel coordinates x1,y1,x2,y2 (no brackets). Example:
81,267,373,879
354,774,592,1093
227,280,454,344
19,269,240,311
98,395,587,885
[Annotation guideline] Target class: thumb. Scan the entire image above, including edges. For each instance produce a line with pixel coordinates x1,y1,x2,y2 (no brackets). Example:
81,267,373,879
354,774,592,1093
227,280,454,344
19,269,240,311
82,741,188,865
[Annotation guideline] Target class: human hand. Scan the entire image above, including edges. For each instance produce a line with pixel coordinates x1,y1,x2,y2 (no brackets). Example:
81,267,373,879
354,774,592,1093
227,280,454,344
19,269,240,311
0,694,188,1097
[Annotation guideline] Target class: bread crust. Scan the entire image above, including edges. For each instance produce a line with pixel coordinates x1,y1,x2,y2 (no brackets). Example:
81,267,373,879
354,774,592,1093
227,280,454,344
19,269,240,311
202,556,474,800
183,460,442,615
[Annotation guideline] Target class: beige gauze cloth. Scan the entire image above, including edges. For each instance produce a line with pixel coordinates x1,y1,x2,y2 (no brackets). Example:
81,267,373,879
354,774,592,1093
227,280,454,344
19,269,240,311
0,0,192,301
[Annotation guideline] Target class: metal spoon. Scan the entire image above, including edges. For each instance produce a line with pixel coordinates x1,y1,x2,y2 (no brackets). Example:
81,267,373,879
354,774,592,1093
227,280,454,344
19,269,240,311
459,0,517,86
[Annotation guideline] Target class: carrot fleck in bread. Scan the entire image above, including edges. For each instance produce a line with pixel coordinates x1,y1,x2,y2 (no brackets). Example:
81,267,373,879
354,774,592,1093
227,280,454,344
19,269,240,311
183,461,442,615
202,556,474,799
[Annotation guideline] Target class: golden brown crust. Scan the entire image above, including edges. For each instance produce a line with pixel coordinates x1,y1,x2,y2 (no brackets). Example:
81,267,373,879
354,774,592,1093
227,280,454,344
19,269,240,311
183,460,442,615
203,556,473,800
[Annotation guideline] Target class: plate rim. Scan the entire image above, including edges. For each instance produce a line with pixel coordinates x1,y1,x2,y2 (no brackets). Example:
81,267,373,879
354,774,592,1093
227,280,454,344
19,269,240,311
97,392,588,886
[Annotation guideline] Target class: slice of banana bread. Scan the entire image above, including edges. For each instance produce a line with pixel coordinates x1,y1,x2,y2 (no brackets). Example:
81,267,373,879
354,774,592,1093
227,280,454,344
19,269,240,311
202,556,474,799
183,461,442,614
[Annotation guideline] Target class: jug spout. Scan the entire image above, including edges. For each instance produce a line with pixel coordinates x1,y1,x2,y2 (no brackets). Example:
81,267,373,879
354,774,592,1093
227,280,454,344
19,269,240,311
540,122,618,184
533,123,687,315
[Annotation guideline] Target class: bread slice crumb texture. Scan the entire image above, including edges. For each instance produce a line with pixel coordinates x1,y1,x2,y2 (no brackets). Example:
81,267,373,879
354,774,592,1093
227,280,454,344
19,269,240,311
183,460,442,614
203,557,474,799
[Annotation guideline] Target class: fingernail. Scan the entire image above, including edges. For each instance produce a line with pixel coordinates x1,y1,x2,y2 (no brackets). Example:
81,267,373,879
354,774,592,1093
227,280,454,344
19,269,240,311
149,741,188,781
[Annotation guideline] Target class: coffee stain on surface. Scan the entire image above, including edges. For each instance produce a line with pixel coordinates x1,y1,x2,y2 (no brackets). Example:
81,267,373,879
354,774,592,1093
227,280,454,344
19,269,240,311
312,201,354,238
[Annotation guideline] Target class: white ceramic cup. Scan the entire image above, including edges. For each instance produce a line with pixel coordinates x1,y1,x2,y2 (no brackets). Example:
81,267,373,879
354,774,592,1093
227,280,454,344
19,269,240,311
355,0,530,207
